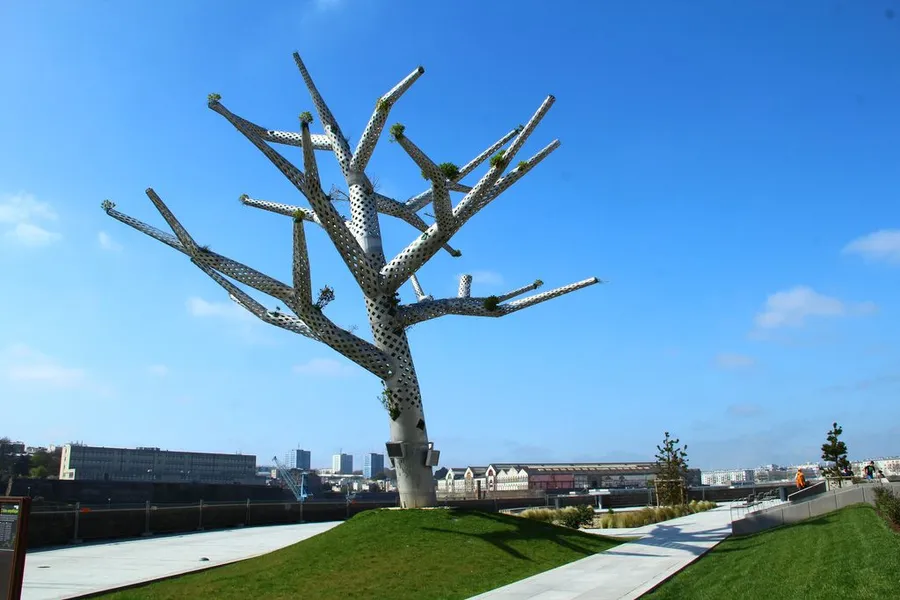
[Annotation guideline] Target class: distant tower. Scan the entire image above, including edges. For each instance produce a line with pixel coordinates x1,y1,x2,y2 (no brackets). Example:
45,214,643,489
364,453,385,479
332,453,353,474
288,448,311,471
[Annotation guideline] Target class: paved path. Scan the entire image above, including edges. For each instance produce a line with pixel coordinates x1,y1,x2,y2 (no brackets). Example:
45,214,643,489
471,505,734,600
22,522,341,600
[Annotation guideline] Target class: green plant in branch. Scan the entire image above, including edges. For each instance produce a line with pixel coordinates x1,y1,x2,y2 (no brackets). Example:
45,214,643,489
314,286,335,310
483,296,500,312
438,162,460,180
517,161,528,170
376,98,393,111
292,209,306,223
389,123,405,141
490,151,506,168
379,387,401,421
299,111,313,125
238,193,249,203
207,93,221,103
534,279,543,287
199,245,210,252
101,199,115,211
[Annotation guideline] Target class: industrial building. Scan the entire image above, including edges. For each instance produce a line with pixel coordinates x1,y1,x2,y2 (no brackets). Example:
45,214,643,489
58,444,258,484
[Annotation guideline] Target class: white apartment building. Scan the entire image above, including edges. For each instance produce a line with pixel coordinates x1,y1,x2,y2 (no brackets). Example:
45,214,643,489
701,469,755,486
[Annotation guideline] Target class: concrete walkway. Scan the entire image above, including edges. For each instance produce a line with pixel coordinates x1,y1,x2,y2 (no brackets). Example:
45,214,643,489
471,505,734,600
22,522,341,600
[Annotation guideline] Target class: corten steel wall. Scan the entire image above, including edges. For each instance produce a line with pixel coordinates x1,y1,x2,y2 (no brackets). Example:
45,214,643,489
23,484,796,549
9,478,290,505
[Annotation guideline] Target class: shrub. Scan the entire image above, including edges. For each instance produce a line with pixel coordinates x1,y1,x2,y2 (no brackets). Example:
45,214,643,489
874,487,900,526
207,93,221,103
519,508,555,523
596,501,717,529
438,162,460,180
389,123,405,140
489,151,506,168
299,111,313,125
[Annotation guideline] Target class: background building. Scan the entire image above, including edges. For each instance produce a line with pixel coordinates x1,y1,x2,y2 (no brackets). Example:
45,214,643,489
286,448,311,471
332,453,353,475
701,469,755,486
363,453,385,479
59,444,258,484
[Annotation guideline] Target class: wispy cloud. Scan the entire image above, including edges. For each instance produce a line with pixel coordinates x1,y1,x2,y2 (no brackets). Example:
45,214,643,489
469,270,505,287
0,193,61,247
715,353,756,369
842,229,900,265
147,364,169,377
727,403,763,418
293,358,356,377
753,286,876,331
98,231,122,251
186,296,251,320
0,344,90,389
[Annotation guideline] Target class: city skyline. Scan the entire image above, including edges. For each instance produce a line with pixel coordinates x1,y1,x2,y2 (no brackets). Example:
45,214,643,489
2,2,899,471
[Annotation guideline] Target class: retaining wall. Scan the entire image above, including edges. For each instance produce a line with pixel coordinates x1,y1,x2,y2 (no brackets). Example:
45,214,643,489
732,482,900,536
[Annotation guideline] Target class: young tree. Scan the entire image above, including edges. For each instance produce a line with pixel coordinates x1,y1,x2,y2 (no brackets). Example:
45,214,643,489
654,431,690,506
103,53,601,508
821,421,850,488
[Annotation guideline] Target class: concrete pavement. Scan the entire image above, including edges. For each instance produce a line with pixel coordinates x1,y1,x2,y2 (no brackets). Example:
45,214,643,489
470,505,734,600
22,521,341,600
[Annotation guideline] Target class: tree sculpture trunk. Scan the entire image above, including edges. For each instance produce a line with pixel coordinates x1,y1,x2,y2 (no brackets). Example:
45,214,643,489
102,52,600,509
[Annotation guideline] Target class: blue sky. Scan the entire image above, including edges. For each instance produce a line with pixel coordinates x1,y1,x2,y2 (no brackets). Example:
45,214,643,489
2,1,899,471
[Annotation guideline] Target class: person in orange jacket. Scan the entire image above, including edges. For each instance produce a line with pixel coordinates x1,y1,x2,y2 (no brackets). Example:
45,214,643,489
795,467,807,489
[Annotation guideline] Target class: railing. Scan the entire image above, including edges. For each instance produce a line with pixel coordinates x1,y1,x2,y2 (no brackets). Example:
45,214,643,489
728,490,785,522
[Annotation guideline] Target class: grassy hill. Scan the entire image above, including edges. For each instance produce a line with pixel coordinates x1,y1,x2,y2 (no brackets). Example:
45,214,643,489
100,508,623,600
647,504,900,600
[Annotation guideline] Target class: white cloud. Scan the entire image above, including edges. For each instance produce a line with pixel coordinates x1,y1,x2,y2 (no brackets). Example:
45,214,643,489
843,229,900,265
0,344,87,388
0,193,61,246
147,364,169,377
293,358,356,377
754,286,876,330
98,231,122,251
186,296,250,320
468,270,505,286
715,353,755,369
5,223,61,246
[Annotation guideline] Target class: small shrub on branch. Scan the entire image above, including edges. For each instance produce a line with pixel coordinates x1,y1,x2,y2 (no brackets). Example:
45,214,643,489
315,286,335,310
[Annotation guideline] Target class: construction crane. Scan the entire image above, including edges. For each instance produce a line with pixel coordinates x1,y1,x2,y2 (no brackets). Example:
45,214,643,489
272,456,309,502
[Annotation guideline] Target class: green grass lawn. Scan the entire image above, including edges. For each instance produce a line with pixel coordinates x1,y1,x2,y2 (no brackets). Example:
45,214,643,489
647,504,900,600
100,508,623,600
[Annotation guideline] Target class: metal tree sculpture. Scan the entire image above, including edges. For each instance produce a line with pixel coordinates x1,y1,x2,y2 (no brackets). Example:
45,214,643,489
103,53,601,508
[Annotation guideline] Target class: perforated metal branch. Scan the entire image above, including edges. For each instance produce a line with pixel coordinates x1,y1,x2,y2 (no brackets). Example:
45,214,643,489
403,128,519,213
458,274,473,298
409,274,432,302
210,100,381,294
398,277,602,327
380,97,557,291
498,280,544,302
350,66,424,173
394,133,453,232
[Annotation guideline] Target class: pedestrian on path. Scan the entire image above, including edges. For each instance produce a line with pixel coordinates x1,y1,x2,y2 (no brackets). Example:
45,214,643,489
795,467,807,489
864,461,877,480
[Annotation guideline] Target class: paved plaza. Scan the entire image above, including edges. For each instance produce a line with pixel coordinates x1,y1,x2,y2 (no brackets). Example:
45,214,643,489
470,505,735,600
21,521,341,600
